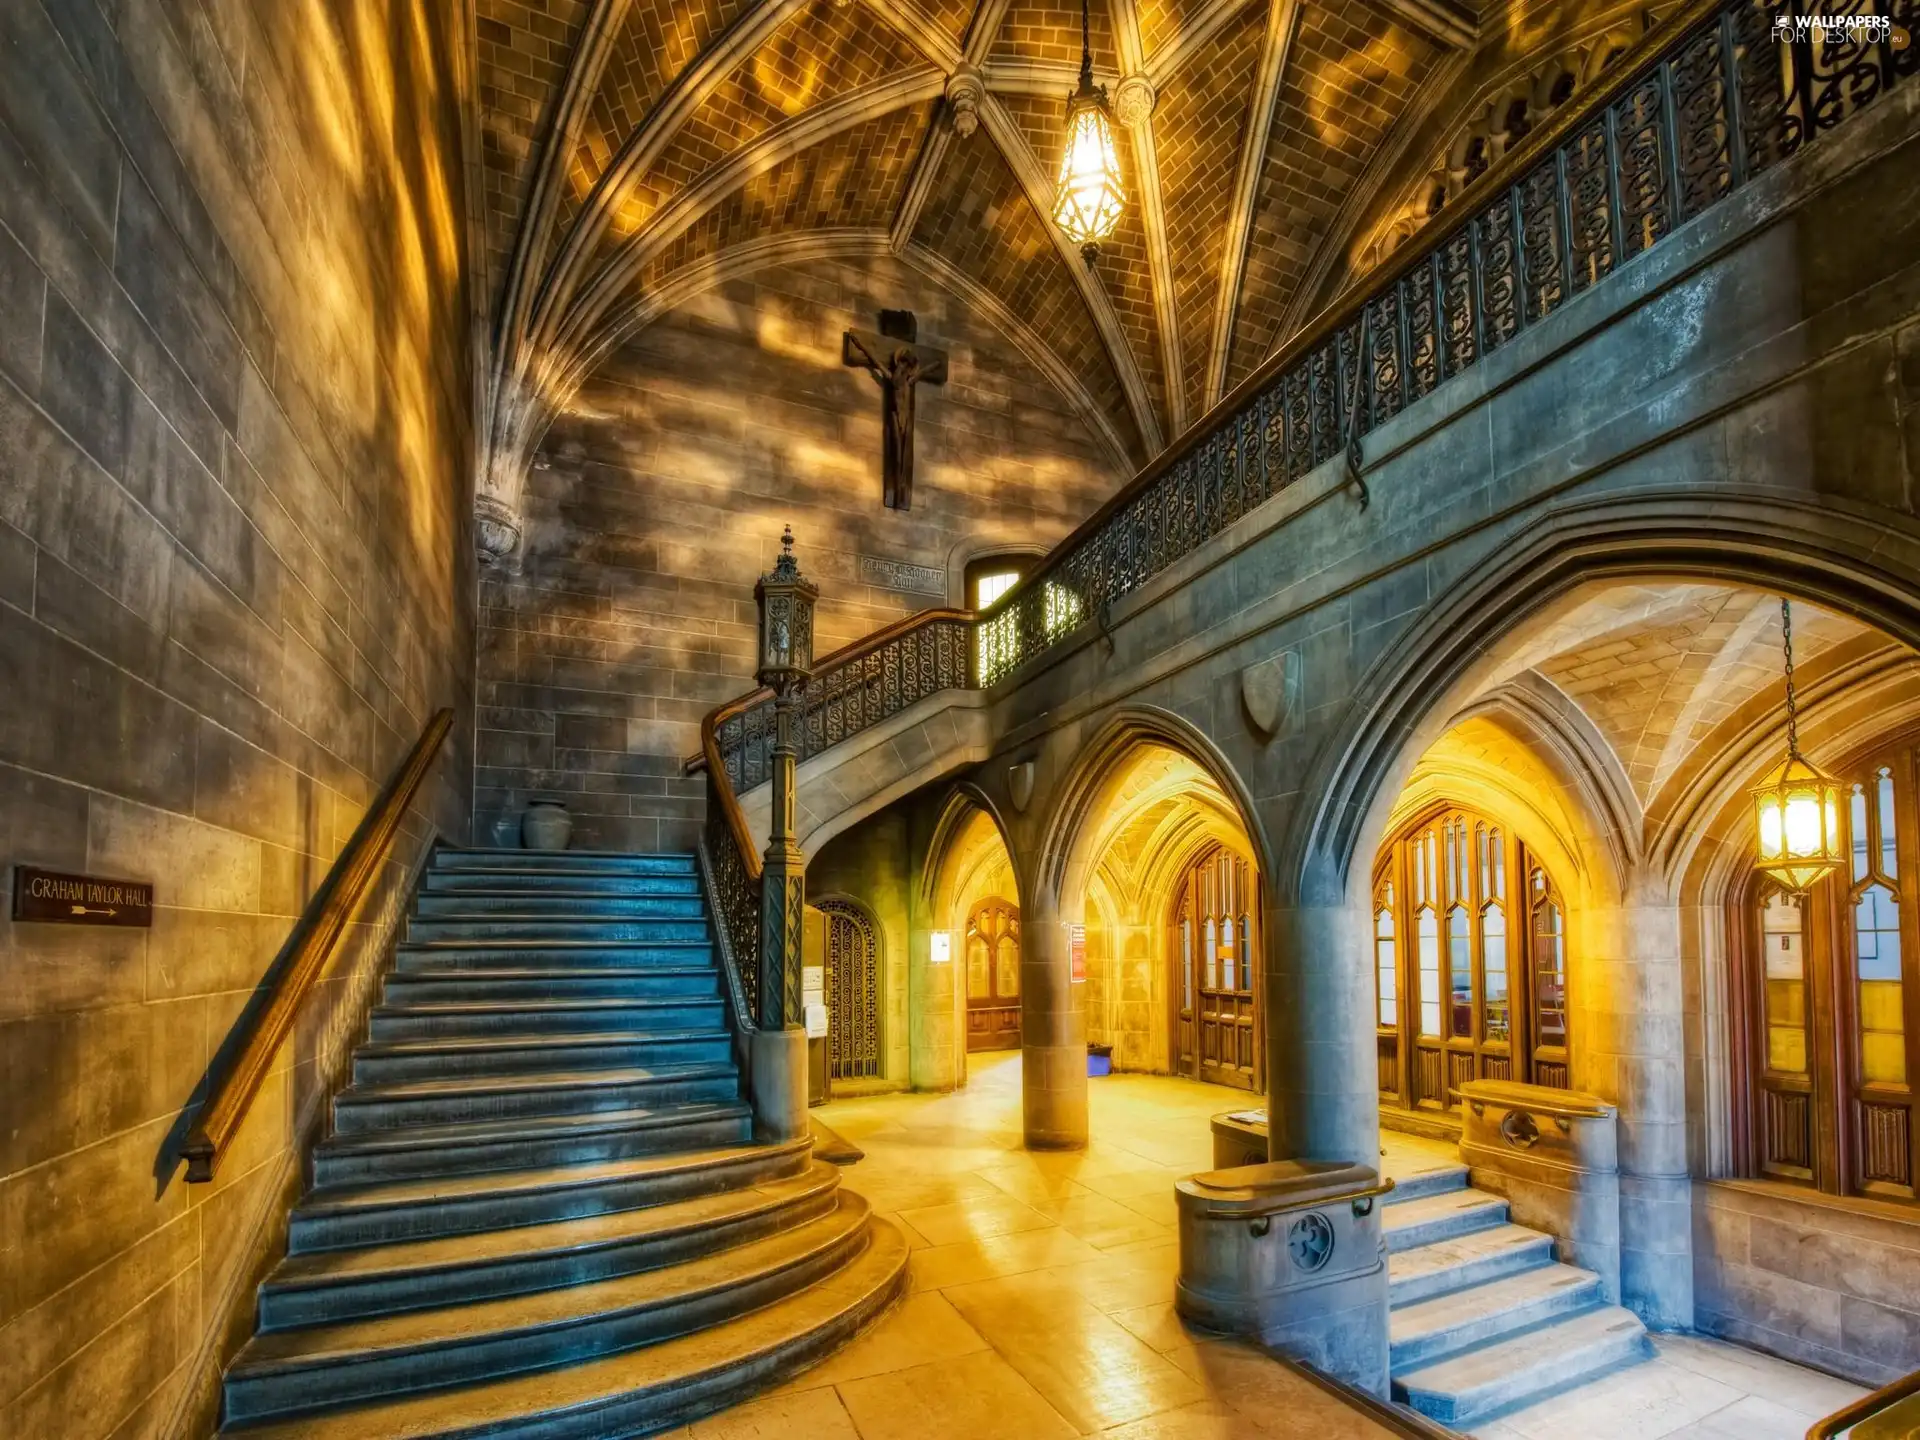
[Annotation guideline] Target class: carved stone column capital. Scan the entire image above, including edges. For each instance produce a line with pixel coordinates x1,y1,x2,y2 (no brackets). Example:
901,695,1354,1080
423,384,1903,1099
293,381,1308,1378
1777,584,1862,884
473,492,523,567
1114,73,1156,128
945,64,985,138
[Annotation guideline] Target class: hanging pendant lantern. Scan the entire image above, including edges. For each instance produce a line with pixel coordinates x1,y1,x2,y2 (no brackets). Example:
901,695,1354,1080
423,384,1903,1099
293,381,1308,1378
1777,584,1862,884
1751,598,1843,892
1052,0,1126,266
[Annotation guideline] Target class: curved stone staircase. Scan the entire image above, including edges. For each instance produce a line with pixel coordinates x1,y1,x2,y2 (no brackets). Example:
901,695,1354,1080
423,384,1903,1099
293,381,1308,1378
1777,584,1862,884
1384,1159,1650,1426
219,848,906,1437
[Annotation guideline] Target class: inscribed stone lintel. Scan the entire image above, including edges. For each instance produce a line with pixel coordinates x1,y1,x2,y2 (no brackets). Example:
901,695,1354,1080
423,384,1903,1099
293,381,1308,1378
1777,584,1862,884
859,554,945,595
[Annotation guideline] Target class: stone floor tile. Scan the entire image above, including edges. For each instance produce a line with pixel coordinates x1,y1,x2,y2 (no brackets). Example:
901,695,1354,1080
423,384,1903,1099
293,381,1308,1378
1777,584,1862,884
1649,1333,1863,1419
685,1384,860,1438
894,1194,1054,1247
907,1224,1105,1291
796,1291,990,1388
1654,1393,1832,1440
834,1349,1078,1440
1110,1301,1202,1352
943,1271,1207,1431
1161,1340,1392,1438
1490,1358,1745,1440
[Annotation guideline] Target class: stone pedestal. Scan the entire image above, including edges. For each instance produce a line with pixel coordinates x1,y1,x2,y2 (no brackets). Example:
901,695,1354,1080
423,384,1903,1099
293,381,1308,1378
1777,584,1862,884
1210,1108,1269,1169
1175,1159,1393,1394
1459,1079,1621,1302
750,1027,810,1142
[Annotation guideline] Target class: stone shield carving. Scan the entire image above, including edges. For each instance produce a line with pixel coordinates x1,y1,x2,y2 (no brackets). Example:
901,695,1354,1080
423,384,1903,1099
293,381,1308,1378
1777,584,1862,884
1008,760,1036,813
1240,652,1299,741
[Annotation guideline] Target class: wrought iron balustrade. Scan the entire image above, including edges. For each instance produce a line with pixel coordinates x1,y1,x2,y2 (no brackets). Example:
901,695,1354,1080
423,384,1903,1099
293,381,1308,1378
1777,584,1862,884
694,0,1913,909
973,0,1915,686
713,610,973,796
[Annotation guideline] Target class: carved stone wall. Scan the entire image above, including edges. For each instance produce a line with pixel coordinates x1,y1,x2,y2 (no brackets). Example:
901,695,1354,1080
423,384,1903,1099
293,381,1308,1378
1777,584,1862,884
474,251,1122,851
0,2,477,1435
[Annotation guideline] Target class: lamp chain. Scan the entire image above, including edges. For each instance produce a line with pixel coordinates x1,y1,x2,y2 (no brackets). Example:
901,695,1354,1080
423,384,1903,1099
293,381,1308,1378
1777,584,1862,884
1781,596,1801,758
1080,0,1093,85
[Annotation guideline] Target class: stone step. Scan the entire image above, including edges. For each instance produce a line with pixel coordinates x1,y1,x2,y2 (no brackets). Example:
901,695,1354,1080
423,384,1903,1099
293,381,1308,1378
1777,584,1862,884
291,1137,811,1253
369,997,729,1040
1387,1222,1557,1307
405,916,712,944
313,1100,754,1187
224,1194,874,1425
1390,1261,1604,1370
1383,1188,1509,1252
382,967,721,1004
414,893,709,920
1392,1303,1652,1426
330,1062,740,1136
221,1219,909,1439
434,850,698,875
393,941,717,973
1381,1161,1469,1204
351,1031,733,1084
424,870,702,897
261,1162,844,1330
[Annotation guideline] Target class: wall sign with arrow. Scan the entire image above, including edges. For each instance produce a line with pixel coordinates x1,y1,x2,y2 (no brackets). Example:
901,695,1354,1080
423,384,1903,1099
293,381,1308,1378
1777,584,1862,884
12,866,154,927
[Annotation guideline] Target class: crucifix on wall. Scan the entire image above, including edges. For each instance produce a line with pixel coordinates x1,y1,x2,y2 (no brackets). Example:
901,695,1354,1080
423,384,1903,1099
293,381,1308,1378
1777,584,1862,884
842,309,948,511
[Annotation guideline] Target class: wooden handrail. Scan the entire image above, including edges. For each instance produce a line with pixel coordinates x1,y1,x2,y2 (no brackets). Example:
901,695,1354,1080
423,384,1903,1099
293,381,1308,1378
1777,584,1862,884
182,708,454,1183
1807,1365,1920,1439
691,607,977,881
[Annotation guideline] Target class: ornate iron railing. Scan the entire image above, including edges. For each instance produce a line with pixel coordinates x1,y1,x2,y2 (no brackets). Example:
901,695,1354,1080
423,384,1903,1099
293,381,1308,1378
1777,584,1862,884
977,0,1916,684
693,0,1913,875
700,765,763,1026
714,610,973,795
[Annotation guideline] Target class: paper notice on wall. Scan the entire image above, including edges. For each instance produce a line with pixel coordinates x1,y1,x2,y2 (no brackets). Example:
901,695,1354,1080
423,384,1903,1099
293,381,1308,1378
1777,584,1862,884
802,965,824,1004
805,1002,829,1039
1070,924,1086,983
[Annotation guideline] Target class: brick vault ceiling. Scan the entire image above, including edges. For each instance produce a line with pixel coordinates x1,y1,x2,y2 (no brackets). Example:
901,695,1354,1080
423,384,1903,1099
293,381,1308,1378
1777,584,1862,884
473,0,1676,478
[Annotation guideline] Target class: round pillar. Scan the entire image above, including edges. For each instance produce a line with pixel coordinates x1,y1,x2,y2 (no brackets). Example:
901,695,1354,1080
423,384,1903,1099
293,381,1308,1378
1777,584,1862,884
1263,881,1379,1165
1022,897,1087,1148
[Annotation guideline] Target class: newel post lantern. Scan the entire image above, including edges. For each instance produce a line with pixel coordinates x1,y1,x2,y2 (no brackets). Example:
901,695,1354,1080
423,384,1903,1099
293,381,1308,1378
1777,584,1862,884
1752,598,1844,892
754,526,818,1029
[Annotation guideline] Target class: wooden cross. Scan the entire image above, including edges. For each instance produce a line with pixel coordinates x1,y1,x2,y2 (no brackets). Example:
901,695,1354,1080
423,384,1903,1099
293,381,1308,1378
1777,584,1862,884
842,309,948,511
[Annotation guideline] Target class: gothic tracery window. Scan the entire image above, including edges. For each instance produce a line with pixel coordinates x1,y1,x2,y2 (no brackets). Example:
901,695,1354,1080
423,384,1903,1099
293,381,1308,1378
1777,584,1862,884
1374,805,1571,1110
1741,742,1920,1200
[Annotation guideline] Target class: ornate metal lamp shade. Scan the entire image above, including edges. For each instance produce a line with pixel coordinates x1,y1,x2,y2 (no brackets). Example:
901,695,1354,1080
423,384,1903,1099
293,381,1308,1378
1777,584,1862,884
1752,599,1844,892
1752,752,1842,892
1052,0,1125,265
754,526,818,691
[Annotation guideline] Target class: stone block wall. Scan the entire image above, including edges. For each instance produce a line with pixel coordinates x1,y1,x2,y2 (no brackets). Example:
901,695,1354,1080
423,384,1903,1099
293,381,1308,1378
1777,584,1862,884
475,252,1123,852
0,2,476,1436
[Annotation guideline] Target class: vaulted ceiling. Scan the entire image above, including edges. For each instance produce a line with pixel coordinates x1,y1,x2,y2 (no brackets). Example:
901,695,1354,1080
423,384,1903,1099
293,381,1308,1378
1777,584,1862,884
470,0,1674,491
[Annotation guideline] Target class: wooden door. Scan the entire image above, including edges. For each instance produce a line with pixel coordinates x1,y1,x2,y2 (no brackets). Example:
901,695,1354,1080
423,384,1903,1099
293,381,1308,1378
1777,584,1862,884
1170,846,1260,1090
966,898,1020,1051
1374,807,1569,1114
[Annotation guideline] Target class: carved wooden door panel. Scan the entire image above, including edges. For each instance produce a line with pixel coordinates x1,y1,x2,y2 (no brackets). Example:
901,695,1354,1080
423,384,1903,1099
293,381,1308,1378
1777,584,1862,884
966,898,1020,1052
1170,846,1260,1090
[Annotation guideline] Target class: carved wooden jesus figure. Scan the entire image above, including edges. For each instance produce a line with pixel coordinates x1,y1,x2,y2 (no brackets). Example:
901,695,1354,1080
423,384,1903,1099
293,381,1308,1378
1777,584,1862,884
842,309,948,511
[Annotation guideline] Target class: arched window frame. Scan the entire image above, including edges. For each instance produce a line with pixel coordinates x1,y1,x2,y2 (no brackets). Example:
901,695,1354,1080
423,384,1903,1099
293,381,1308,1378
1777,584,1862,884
1736,739,1920,1202
1372,802,1573,1114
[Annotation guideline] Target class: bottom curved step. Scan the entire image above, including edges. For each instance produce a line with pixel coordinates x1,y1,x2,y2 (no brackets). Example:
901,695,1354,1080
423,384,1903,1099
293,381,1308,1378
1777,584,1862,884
224,1217,909,1438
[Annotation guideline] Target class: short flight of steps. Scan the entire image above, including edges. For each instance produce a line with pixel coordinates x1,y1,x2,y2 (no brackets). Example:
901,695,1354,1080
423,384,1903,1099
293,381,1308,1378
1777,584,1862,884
219,847,906,1438
1383,1162,1651,1427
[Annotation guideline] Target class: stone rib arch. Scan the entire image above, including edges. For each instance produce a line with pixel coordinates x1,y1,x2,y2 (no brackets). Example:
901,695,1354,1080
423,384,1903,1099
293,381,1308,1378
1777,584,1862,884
1290,491,1920,912
922,781,1025,917
1034,705,1276,917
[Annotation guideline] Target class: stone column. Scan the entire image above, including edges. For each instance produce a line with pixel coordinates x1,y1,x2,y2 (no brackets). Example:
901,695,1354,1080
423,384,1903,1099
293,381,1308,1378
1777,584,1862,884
1580,873,1694,1329
1264,885,1380,1165
1023,895,1088,1148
